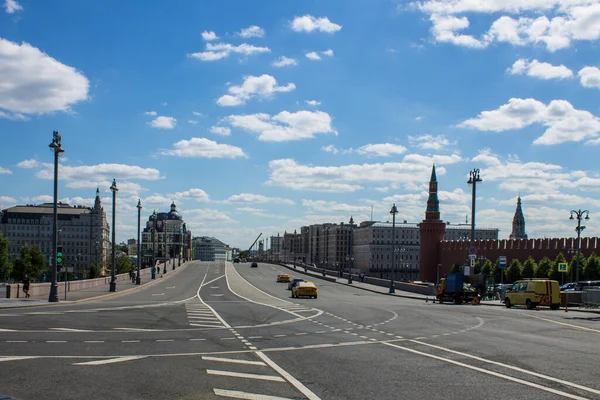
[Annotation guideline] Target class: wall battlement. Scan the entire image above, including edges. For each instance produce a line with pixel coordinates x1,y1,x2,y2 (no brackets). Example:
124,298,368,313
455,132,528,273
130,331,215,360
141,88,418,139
440,237,599,251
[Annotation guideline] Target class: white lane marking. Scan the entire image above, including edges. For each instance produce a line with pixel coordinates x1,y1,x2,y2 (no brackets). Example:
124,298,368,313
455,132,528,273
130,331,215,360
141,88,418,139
295,333,307,336
0,328,17,331
526,315,600,334
152,293,165,296
73,356,146,366
255,351,321,400
196,268,231,329
6,340,27,343
166,286,176,289
247,336,263,339
274,334,287,338
190,324,223,328
210,286,220,289
46,341,67,343
0,356,39,362
315,331,327,334
202,356,266,366
383,342,589,400
189,338,206,341
221,337,238,340
201,274,225,288
156,339,174,342
84,341,105,343
211,294,225,297
207,369,285,382
122,340,140,343
213,388,295,400
411,340,600,397
50,328,92,332
249,346,257,350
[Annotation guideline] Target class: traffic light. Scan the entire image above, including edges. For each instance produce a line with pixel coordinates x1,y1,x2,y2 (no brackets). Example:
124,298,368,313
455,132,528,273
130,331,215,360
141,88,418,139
57,246,63,271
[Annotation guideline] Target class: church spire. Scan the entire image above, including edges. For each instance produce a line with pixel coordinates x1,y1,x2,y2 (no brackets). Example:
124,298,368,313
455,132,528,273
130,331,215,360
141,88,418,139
425,164,440,220
509,196,527,240
93,187,102,209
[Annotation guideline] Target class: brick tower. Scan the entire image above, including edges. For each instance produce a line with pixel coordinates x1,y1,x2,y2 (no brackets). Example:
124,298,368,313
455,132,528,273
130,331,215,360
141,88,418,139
419,164,446,282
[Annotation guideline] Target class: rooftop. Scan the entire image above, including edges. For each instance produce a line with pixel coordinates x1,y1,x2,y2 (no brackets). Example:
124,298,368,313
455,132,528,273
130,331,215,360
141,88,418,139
3,203,91,215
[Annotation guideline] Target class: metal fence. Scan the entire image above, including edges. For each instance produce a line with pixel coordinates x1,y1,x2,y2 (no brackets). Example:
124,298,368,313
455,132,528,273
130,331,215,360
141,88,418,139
582,288,600,308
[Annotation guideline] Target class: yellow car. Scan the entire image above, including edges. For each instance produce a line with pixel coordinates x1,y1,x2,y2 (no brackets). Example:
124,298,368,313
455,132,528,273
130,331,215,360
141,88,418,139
292,281,318,299
277,274,291,283
505,279,560,310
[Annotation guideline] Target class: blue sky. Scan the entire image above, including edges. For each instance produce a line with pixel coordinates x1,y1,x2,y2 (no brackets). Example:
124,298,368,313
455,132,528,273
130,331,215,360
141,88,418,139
2,0,600,248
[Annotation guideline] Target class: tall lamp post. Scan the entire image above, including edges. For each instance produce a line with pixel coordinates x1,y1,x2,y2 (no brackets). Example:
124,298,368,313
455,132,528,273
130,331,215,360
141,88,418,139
136,199,142,285
48,131,64,303
570,209,590,282
348,216,354,284
467,168,482,249
151,210,157,279
163,223,167,274
389,204,398,294
178,225,182,267
109,179,118,292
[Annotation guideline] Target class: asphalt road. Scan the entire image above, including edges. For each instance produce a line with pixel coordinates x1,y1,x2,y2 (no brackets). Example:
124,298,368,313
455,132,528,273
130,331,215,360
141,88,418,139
0,260,599,400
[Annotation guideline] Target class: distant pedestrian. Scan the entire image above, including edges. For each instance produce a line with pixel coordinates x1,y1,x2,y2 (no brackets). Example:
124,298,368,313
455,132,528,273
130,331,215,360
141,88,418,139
360,272,365,283
22,274,30,298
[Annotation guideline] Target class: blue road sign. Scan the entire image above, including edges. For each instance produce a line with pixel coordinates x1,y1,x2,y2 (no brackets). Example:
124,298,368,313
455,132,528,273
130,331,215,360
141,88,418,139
469,247,476,255
499,256,507,269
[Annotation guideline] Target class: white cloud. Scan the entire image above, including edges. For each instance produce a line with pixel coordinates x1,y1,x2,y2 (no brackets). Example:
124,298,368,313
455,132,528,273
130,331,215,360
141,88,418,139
170,188,210,202
161,137,247,158
144,111,157,116
188,120,198,124
226,193,295,205
322,49,334,56
415,116,424,121
148,116,176,129
224,110,336,142
413,2,600,52
272,56,298,68
192,111,206,117
290,15,342,33
408,134,452,150
579,66,600,88
305,100,321,106
306,52,321,60
188,42,270,62
16,159,38,168
0,167,12,174
217,74,295,106
0,196,17,205
356,143,408,157
201,30,218,41
267,155,460,192
238,25,265,38
0,38,89,115
0,110,28,120
209,126,231,136
303,200,369,214
459,98,600,145
321,144,339,154
236,207,265,213
185,208,236,223
507,58,573,80
4,0,22,14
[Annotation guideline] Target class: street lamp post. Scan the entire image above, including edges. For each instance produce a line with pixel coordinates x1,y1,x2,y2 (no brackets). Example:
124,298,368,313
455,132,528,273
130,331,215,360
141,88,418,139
389,204,398,294
348,216,354,284
48,131,64,303
570,209,590,282
178,225,182,267
109,179,118,292
467,168,482,250
163,223,167,274
136,199,142,285
151,210,157,279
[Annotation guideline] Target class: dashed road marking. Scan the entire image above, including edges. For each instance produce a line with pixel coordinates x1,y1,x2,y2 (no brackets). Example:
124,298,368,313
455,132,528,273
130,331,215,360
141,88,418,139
213,388,295,400
202,356,266,366
207,369,286,382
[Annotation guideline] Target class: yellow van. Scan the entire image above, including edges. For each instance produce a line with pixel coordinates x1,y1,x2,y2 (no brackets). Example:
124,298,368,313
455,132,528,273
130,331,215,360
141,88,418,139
504,279,560,310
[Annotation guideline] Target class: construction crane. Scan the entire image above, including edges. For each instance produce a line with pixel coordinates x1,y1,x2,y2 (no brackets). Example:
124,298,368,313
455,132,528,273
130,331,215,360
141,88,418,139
247,233,262,259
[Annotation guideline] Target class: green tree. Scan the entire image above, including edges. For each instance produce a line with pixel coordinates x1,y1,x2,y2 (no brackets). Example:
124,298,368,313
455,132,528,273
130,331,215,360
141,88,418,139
569,252,586,282
521,256,537,279
506,259,522,283
535,256,552,278
481,259,493,277
583,253,600,281
116,244,128,254
0,233,11,281
88,262,100,279
449,264,463,274
549,253,566,281
116,254,134,274
12,245,46,281
473,260,482,275
490,257,502,283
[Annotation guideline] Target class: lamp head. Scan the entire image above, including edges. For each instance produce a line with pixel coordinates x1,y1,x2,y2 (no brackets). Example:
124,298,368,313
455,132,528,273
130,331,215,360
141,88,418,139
137,199,142,210
390,204,398,215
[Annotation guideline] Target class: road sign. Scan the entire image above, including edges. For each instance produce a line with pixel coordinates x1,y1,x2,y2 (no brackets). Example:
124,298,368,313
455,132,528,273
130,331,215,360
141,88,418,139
469,247,476,255
499,256,507,269
558,262,568,272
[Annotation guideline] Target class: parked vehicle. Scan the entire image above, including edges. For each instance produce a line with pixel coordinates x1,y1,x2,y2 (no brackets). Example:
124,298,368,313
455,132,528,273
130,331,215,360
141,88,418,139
560,282,576,291
504,279,560,310
436,273,482,305
233,258,240,263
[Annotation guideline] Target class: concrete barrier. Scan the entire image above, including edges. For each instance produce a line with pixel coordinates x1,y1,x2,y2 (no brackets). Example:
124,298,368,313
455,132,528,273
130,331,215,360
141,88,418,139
5,260,172,298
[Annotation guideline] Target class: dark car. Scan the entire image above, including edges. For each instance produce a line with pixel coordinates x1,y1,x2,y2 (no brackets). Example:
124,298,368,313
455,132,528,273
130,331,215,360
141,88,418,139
233,258,240,263
251,262,258,268
288,278,305,290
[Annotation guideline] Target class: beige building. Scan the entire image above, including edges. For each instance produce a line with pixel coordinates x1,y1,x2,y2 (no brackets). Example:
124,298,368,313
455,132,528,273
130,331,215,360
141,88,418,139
0,188,110,277
303,222,354,273
140,202,191,267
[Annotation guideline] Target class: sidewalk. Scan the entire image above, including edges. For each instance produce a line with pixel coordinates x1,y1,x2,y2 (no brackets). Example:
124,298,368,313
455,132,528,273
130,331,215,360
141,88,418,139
0,260,186,308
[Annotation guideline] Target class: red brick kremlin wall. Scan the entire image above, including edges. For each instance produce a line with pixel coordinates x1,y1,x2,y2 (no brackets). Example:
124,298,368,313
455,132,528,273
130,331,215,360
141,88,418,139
436,237,600,277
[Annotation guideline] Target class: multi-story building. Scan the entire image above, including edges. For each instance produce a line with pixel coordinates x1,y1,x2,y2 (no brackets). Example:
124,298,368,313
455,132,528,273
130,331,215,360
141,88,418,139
192,236,228,261
127,238,137,256
281,230,303,263
270,234,282,260
140,202,190,267
0,188,110,277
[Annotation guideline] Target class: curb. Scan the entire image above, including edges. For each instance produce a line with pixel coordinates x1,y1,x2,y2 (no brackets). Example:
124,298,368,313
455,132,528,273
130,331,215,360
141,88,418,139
0,262,191,309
